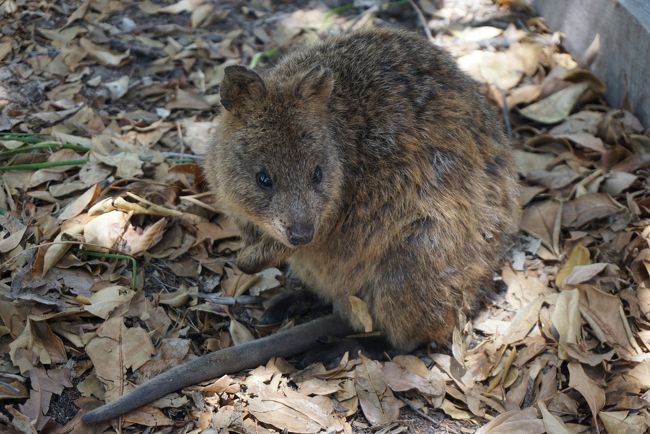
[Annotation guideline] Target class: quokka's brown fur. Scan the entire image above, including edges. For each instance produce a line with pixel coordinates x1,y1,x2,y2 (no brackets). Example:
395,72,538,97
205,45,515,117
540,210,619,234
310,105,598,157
81,27,521,424
205,27,520,351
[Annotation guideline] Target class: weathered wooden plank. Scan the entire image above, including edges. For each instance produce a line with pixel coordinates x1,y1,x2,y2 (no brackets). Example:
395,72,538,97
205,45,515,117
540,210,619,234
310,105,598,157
533,0,650,127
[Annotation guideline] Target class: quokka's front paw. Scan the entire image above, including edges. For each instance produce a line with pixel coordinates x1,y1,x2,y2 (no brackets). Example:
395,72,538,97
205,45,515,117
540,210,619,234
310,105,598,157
236,246,270,274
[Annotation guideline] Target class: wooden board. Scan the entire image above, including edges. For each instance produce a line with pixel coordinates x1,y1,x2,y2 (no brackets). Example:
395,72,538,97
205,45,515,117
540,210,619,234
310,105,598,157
533,0,650,128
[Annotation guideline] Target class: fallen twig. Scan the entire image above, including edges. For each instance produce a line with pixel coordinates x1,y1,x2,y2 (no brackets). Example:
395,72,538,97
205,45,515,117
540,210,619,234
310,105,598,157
408,0,435,45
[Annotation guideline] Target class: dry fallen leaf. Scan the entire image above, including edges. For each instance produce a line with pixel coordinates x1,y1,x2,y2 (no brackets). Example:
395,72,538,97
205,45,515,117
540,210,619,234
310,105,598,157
563,263,608,286
86,317,155,401
519,81,590,124
58,184,100,221
561,193,624,228
348,295,373,333
84,285,135,319
79,37,130,66
539,401,574,434
354,355,403,426
556,245,591,288
0,215,27,253
9,319,67,374
519,199,561,252
578,285,639,358
248,386,346,433
599,410,646,434
229,318,255,346
475,407,545,434
382,355,445,398
82,210,131,251
568,362,605,428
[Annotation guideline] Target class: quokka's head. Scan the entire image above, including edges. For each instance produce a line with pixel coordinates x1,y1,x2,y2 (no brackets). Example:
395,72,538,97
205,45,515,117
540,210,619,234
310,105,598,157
207,64,343,248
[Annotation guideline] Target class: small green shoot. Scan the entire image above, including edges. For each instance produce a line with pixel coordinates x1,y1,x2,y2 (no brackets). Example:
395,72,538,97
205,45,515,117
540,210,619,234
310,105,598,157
75,250,138,289
249,47,279,69
0,159,89,171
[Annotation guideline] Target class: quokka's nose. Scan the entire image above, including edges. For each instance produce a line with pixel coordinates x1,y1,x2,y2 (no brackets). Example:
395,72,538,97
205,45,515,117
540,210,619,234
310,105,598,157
287,223,314,245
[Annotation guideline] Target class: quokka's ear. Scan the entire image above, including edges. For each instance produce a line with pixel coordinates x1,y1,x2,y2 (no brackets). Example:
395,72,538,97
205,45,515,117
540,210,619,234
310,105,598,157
220,65,267,114
294,65,334,103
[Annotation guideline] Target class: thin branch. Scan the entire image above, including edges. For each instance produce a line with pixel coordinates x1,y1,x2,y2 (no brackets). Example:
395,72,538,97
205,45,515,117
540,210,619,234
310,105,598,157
408,0,435,45
496,87,513,138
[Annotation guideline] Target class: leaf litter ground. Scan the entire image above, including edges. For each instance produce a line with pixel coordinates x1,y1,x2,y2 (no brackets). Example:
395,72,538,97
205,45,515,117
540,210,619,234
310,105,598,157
1,0,649,433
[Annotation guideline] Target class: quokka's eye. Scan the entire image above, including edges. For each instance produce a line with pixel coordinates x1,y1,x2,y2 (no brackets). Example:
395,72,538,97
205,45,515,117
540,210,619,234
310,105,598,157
312,166,322,185
256,171,273,190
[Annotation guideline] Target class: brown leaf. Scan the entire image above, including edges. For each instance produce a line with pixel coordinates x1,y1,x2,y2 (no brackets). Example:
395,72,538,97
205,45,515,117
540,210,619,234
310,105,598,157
513,150,554,176
568,362,605,428
180,119,218,155
519,82,590,124
168,88,211,110
556,133,607,153
527,166,580,189
296,378,341,396
229,319,255,346
248,268,282,295
119,218,167,256
549,110,604,135
601,172,637,196
563,263,608,286
519,185,546,206
578,285,639,358
441,399,473,420
64,0,90,26
552,289,582,360
565,344,615,366
84,286,135,320
158,0,206,14
248,387,346,433
86,317,155,401
9,320,67,374
104,75,130,100
519,199,561,252
0,215,27,253
502,297,544,344
123,405,174,426
82,210,131,251
599,411,646,434
354,355,403,426
475,407,545,434
79,38,130,66
0,378,29,400
91,152,142,178
382,355,445,397
506,83,542,107
627,359,650,388
58,184,100,221
562,193,624,228
137,338,190,379
0,42,12,62
458,43,542,90
39,215,91,277
538,401,574,434
502,265,553,308
191,3,213,28
556,245,591,288
348,296,373,333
